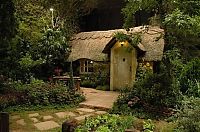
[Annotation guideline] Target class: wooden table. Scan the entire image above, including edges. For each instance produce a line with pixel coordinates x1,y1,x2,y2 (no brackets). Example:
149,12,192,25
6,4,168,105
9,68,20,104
53,76,81,91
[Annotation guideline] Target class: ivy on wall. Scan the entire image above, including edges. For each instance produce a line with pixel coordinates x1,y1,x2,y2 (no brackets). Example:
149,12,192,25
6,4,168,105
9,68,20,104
114,32,142,48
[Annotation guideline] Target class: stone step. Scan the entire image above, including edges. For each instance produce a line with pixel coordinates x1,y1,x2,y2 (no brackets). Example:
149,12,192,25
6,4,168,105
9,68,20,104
34,121,59,131
79,103,110,111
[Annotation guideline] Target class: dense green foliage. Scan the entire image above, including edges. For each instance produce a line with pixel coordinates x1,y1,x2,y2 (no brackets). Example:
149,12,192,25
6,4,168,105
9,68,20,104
114,32,141,47
75,114,135,132
114,32,130,42
0,0,17,76
143,119,155,132
0,0,98,81
80,63,109,88
123,0,200,58
112,72,181,117
174,97,200,132
179,59,200,97
0,78,85,110
0,0,99,111
111,0,199,128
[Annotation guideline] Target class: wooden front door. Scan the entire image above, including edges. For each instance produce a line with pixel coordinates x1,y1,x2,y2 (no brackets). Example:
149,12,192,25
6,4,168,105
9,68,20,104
110,41,137,90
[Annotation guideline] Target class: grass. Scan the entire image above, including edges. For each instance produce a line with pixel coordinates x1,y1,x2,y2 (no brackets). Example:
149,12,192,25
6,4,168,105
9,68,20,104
4,104,78,113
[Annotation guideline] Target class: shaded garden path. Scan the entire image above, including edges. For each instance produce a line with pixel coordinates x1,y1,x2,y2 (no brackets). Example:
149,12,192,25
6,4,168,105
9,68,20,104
10,88,119,131
80,87,119,110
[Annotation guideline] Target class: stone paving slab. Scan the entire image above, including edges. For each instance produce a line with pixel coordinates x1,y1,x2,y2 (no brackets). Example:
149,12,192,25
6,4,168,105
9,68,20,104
75,114,94,121
43,115,53,120
28,113,39,118
76,108,95,113
55,111,76,119
34,121,59,131
30,118,39,123
80,88,119,110
75,111,84,115
55,112,68,119
67,112,76,117
16,119,26,126
11,115,21,120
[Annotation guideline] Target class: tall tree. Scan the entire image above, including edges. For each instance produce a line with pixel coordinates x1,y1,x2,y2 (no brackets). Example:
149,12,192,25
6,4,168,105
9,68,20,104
122,0,200,59
9,0,98,80
122,0,200,96
0,0,17,76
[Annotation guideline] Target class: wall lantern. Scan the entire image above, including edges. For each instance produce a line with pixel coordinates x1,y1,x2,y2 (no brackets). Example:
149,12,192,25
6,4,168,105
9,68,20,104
121,42,125,47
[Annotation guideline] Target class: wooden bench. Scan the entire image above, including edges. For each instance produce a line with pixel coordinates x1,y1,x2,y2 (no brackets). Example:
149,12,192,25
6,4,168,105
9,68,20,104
53,76,81,91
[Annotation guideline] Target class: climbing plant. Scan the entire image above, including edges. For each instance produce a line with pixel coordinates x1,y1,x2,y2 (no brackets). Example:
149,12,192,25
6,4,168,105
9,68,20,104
114,32,142,47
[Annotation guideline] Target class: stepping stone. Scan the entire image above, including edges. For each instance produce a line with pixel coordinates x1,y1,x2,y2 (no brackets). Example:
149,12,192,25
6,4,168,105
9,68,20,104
30,118,39,123
75,114,94,121
34,121,59,131
55,112,68,119
16,119,26,126
95,111,107,115
29,113,39,118
55,111,76,119
76,108,95,113
75,111,84,115
67,112,76,117
11,115,20,120
43,115,53,120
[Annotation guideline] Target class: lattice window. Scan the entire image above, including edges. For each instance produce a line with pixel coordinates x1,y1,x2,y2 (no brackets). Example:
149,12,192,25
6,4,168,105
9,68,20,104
79,59,94,74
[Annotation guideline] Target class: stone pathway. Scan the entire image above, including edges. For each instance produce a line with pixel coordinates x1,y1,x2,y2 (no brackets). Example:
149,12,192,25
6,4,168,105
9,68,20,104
11,88,119,131
11,108,108,131
80,88,119,110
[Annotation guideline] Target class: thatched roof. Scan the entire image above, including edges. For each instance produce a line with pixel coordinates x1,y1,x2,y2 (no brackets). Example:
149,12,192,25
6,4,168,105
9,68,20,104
139,27,164,61
68,30,120,61
68,26,164,62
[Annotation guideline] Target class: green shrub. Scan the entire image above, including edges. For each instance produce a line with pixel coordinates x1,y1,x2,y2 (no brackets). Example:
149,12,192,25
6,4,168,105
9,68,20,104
143,119,155,132
110,103,132,115
75,114,135,132
113,73,181,116
80,63,109,88
179,58,200,97
175,97,200,132
0,79,85,110
81,79,97,88
26,80,85,106
96,85,109,91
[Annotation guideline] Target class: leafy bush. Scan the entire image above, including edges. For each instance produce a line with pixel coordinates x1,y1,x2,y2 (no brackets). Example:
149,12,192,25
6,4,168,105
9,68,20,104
143,119,155,132
179,58,200,97
80,78,97,88
113,73,181,116
0,79,85,110
175,97,200,132
80,63,109,88
0,75,8,93
75,114,135,132
96,85,109,91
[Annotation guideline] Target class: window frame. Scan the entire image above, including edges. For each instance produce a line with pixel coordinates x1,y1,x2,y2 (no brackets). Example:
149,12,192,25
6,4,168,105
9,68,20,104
79,59,94,74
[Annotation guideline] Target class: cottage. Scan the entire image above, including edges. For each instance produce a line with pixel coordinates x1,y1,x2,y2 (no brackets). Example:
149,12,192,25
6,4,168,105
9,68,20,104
68,26,164,90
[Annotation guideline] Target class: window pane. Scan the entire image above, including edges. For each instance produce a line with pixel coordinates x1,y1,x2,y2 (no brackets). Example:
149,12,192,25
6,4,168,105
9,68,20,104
88,67,93,72
80,66,84,72
88,62,93,67
85,61,88,67
85,66,88,72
